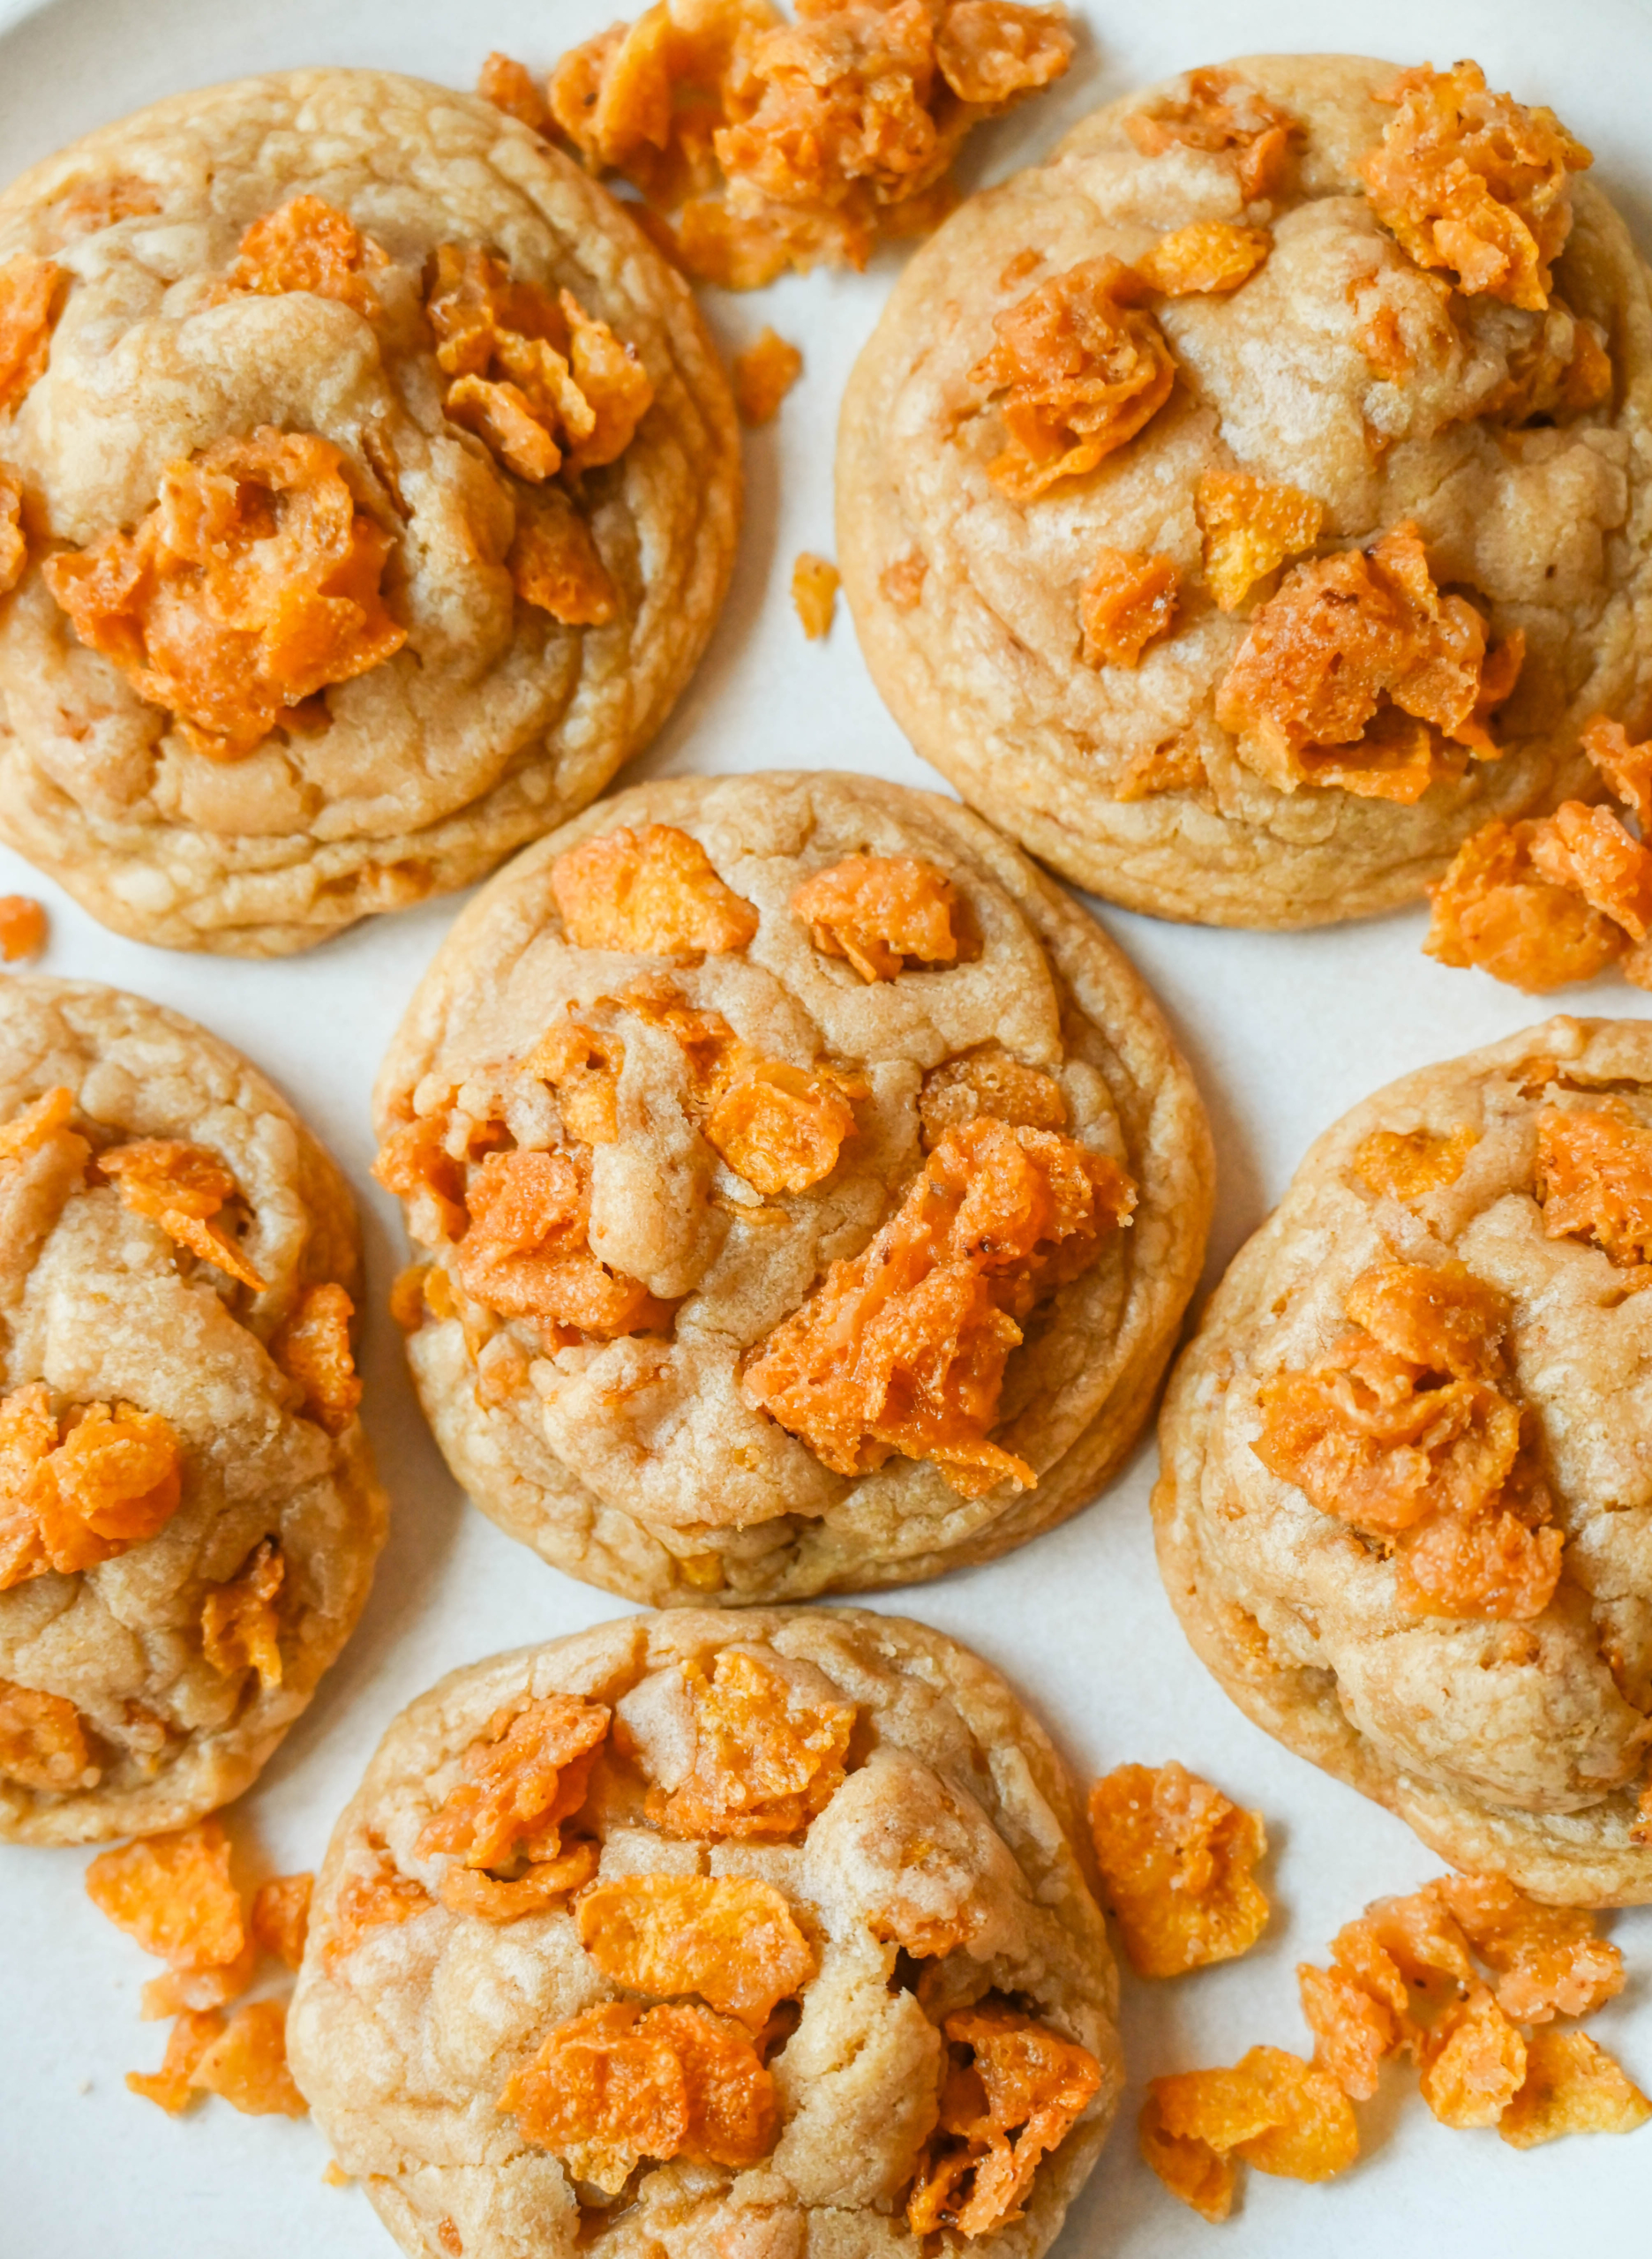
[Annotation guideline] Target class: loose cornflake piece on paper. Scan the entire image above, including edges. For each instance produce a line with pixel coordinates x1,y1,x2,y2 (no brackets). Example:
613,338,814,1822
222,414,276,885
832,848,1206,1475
0,895,46,962
86,1819,247,1978
1498,2029,1651,2149
1139,2046,1357,2222
190,1999,308,2117
250,1872,314,1970
126,2008,226,2115
732,327,802,424
1088,1760,1269,1978
792,552,839,638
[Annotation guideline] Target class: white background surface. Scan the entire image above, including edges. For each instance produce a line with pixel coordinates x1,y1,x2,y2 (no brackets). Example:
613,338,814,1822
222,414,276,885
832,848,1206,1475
0,0,1649,2251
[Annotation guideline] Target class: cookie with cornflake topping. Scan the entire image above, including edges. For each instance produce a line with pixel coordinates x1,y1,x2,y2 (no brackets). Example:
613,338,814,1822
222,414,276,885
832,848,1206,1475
837,53,1652,927
0,68,739,955
287,1607,1121,2258
0,979,384,1843
372,770,1212,1605
1155,1016,1652,1904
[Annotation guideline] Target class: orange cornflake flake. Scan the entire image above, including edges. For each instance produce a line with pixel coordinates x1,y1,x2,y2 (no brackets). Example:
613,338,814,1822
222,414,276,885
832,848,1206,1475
1527,802,1652,942
1499,2029,1651,2149
250,1872,313,1969
498,1998,778,2193
0,462,25,597
507,485,618,627
200,1537,285,1691
792,551,839,638
907,2000,1102,2238
792,852,964,982
1536,1107,1652,1267
969,255,1174,501
919,1046,1066,1148
1079,547,1178,669
0,1382,184,1592
554,822,759,957
705,1057,859,1197
43,426,404,762
1361,62,1590,311
126,2007,225,2114
1195,469,1324,615
732,327,802,424
426,244,653,484
225,196,379,316
0,1677,94,1791
1354,1122,1478,1201
880,550,927,609
190,1998,308,2117
1088,1761,1268,1979
522,1019,627,1145
441,1836,601,1921
322,1859,434,1974
0,254,62,414
1255,1257,1564,1620
1583,715,1652,833
651,1646,856,1840
49,175,161,237
454,1144,674,1340
1139,2046,1357,2222
575,1869,815,2026
272,1282,360,1435
1124,67,1297,201
1483,303,1612,425
478,50,551,136
0,895,46,961
97,1137,266,1290
1215,522,1520,799
1425,818,1628,992
743,1115,1134,1496
417,1693,610,1872
1134,220,1270,298
1419,1986,1528,2127
1115,734,1208,800
86,1818,247,1975
0,1084,74,1167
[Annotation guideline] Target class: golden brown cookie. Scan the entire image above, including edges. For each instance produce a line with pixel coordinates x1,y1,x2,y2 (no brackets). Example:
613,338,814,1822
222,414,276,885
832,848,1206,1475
0,69,740,955
287,1607,1122,2258
0,978,385,1843
373,770,1213,1605
1155,1016,1652,1905
837,54,1652,927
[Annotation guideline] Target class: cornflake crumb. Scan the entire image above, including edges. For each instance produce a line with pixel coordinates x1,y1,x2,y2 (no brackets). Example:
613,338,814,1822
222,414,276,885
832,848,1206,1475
97,1137,267,1290
0,254,62,413
880,550,927,609
792,552,839,637
918,1046,1067,1148
1088,1760,1269,1978
126,2008,225,2115
508,487,618,627
477,50,550,135
1125,68,1297,201
225,196,380,316
552,822,759,955
1139,2046,1357,2221
250,1872,313,1970
907,2000,1102,2237
323,2159,352,2188
732,326,802,423
1499,2029,1651,2149
86,1820,248,1982
1353,1122,1477,1201
1134,220,1270,298
190,1999,308,2118
417,1693,609,1871
0,895,46,962
0,464,26,597
1535,1107,1652,1267
651,1645,855,1838
791,852,963,980
323,1859,433,1974
0,1382,184,1590
1196,470,1324,616
0,1678,95,1791
577,1870,814,2024
200,1537,284,1691
271,1283,361,1434
1080,548,1178,669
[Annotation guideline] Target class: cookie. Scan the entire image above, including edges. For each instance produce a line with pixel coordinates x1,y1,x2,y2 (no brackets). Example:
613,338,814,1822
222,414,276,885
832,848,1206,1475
837,54,1652,927
0,69,740,955
1155,1015,1652,1905
372,770,1213,1606
287,1606,1122,2258
0,979,385,1843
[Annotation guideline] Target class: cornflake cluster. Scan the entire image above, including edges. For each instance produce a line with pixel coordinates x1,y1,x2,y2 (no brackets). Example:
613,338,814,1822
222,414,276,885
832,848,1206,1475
479,0,1074,289
1088,1760,1269,1980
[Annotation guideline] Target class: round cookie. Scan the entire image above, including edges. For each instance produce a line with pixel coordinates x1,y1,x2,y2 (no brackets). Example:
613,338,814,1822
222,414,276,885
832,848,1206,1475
837,53,1652,927
0,69,740,955
372,769,1213,1605
1155,1016,1652,1906
287,1606,1122,2259
0,978,386,1843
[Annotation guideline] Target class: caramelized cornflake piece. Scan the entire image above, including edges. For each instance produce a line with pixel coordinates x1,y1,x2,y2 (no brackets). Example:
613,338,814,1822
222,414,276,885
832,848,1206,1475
1418,1987,1527,2127
1536,1107,1652,1267
970,256,1174,500
1527,802,1652,942
792,853,963,982
200,1538,284,1691
792,552,839,638
0,1084,73,1166
372,1114,468,1240
0,1382,184,1591
1499,2029,1651,2148
1435,1872,1624,2024
508,484,618,626
417,1693,610,1870
1361,63,1590,311
0,254,62,413
1215,522,1519,797
907,2000,1101,2238
498,1998,777,2192
0,894,46,961
1135,220,1270,297
0,1677,95,1790
1125,68,1296,199
43,427,404,762
49,176,161,236
98,1137,267,1290
272,1283,360,1435
126,2008,224,2114
575,1870,815,2025
454,1145,674,1339
919,1046,1066,1148
1195,469,1324,615
1139,2046,1356,2220
323,1860,434,1973
1355,1122,1477,1200
1581,715,1652,833
705,1060,858,1196
654,1646,855,1840
86,1819,247,1973
522,1019,626,1145
1483,300,1613,424
190,1998,308,2117
1080,548,1178,668
1255,1258,1563,1621
0,462,25,597
554,822,759,957
250,1872,313,1969
1088,1760,1268,1978
1298,1960,1399,2101
1425,818,1627,992
880,550,927,609
440,1837,600,1921
1115,735,1208,800
478,51,551,136
226,196,379,315
732,327,802,424
743,1117,1135,1496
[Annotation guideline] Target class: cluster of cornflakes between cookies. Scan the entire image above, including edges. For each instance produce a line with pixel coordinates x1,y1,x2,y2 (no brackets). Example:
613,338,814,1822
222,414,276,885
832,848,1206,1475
1087,1759,1647,2223
379,820,1134,1497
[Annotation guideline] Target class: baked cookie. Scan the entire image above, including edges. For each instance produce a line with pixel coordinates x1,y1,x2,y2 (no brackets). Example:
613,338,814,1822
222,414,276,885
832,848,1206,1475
287,1607,1122,2257
837,54,1652,927
0,69,739,955
372,770,1212,1605
0,979,385,1843
1155,1016,1652,1905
